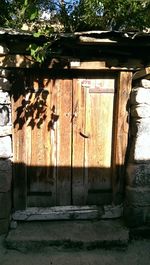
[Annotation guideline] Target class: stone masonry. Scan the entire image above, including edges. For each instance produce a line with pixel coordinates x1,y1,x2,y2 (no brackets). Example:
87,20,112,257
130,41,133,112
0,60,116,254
0,47,12,234
125,79,150,227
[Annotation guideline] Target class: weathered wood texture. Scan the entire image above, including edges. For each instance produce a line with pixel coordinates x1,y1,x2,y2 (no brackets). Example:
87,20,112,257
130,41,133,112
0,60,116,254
56,79,72,205
12,93,27,210
70,61,106,69
112,72,132,201
72,78,115,205
72,79,87,205
85,79,115,193
26,80,57,206
12,72,131,209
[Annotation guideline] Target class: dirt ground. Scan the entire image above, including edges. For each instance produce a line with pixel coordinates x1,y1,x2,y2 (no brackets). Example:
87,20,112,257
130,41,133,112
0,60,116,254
0,236,149,265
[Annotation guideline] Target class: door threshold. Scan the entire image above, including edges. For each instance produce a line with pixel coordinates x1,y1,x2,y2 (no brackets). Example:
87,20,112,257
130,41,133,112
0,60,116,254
12,205,123,221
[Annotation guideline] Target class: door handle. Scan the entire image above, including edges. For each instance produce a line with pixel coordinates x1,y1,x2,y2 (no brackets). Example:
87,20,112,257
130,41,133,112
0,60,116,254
71,112,78,122
79,131,90,138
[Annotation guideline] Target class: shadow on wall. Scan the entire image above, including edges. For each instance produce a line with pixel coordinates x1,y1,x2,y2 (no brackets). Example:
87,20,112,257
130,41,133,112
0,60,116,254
11,72,58,130
13,90,59,130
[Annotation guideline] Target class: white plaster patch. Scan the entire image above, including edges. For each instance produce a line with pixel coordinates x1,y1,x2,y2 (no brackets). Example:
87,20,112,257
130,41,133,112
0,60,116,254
131,105,150,118
140,79,150,88
131,87,150,105
0,136,12,158
0,91,10,104
131,135,150,161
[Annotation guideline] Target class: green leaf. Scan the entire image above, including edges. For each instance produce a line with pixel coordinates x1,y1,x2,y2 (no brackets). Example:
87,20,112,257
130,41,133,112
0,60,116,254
33,31,41,38
30,9,38,20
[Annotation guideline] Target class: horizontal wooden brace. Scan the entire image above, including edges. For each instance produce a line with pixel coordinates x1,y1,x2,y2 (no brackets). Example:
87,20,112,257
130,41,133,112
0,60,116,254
89,88,115,93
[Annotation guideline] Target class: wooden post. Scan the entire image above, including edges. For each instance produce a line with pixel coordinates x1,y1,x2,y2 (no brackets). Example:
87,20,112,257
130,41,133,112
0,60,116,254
112,71,132,203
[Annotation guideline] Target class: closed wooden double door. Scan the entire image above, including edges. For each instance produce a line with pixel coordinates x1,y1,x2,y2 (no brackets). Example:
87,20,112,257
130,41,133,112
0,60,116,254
13,74,130,209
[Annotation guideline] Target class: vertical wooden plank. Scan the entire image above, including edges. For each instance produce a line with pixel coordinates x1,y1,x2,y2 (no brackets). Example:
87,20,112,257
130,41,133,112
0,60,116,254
49,79,58,205
72,79,88,205
112,72,132,202
85,80,115,193
56,79,72,205
12,92,27,210
27,78,57,206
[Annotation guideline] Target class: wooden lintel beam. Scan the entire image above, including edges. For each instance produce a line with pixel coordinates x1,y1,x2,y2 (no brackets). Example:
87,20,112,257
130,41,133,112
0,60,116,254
79,36,118,43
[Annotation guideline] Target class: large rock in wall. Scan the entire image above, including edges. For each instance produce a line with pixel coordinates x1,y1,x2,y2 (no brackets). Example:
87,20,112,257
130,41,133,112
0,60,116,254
0,64,12,234
125,79,150,227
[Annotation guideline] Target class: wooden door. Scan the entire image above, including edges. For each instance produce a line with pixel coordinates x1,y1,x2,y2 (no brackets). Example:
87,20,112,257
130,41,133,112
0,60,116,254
72,78,115,205
12,73,131,209
26,79,73,207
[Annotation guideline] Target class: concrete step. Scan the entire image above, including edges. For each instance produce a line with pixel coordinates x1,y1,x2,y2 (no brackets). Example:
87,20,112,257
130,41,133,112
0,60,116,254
5,219,129,252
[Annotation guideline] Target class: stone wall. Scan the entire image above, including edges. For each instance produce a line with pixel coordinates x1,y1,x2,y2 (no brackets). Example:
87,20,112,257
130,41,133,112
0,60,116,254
125,79,150,227
0,68,12,234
